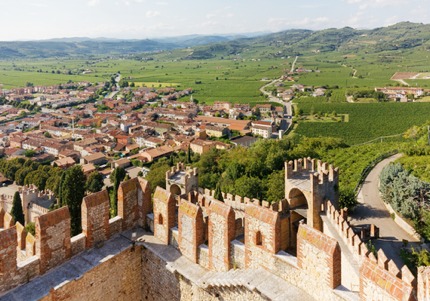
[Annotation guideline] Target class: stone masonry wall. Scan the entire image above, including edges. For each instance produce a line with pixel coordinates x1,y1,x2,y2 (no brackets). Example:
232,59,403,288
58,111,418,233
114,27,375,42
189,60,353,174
208,200,235,272
118,178,140,230
36,207,71,274
39,246,142,301
140,247,269,301
360,255,416,301
244,203,280,269
178,199,204,263
82,190,110,249
153,187,175,245
297,223,341,289
0,227,19,292
0,226,40,294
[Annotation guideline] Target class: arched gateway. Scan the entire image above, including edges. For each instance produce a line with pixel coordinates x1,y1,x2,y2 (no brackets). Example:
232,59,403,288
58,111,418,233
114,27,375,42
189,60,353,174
285,157,339,250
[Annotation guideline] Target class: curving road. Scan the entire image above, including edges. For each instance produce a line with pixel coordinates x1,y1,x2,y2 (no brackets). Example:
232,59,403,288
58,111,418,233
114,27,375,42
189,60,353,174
349,154,420,267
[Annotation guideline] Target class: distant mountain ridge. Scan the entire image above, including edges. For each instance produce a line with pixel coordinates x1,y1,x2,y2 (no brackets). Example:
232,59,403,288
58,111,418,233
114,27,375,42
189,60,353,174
0,22,429,59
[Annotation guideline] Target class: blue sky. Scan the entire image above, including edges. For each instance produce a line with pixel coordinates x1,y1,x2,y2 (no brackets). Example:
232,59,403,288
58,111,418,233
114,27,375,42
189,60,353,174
0,0,429,41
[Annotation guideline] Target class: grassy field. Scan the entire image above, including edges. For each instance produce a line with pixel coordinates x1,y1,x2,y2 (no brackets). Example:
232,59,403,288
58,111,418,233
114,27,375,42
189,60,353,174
133,82,181,88
0,57,288,105
295,102,430,145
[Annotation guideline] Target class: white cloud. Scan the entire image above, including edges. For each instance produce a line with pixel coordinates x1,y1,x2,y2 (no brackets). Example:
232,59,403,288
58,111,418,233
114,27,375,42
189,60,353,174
146,10,160,17
345,0,405,8
267,16,329,30
87,0,101,7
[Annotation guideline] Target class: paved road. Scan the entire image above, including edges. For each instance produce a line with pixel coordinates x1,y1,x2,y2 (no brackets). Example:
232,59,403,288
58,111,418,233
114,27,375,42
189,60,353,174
259,78,292,131
290,56,299,73
349,154,420,267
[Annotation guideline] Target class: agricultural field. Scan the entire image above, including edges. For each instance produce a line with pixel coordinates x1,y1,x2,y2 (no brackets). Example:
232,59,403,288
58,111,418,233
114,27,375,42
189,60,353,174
0,57,288,105
321,142,401,192
295,102,430,145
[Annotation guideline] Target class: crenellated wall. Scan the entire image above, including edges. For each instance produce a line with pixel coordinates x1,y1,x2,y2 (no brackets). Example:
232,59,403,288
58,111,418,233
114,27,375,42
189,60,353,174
3,160,430,301
0,177,152,295
166,162,198,197
285,157,339,232
208,199,235,271
178,199,204,263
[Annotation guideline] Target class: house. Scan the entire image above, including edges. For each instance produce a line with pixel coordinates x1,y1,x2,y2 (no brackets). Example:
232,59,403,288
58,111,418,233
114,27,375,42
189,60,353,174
81,153,107,166
212,102,232,111
125,144,140,153
251,121,273,139
254,104,272,114
136,137,164,149
312,88,326,97
81,163,96,176
52,156,76,169
111,158,131,169
205,125,230,138
195,116,251,134
190,139,214,155
140,145,174,162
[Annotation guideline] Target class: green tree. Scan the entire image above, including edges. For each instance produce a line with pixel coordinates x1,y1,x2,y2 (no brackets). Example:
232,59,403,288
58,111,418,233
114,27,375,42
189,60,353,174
146,161,171,193
265,170,285,203
109,167,126,216
15,167,33,186
234,176,262,199
11,191,25,225
338,188,357,211
214,182,224,202
61,165,86,236
24,149,36,158
25,222,36,236
86,171,104,193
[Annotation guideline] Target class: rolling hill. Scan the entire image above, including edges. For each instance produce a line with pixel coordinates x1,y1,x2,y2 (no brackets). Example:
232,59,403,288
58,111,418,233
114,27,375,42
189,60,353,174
1,22,430,59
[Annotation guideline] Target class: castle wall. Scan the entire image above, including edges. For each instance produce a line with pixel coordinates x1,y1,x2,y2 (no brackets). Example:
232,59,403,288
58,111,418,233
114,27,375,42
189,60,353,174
244,203,280,269
153,187,176,245
208,200,235,272
360,254,415,301
297,223,341,289
0,226,40,294
418,266,430,301
4,162,430,301
39,246,142,301
82,190,110,249
36,207,71,274
178,199,204,263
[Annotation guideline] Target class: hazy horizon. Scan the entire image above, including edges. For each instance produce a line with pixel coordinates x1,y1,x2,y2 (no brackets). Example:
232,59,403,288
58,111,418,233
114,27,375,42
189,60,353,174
0,0,429,41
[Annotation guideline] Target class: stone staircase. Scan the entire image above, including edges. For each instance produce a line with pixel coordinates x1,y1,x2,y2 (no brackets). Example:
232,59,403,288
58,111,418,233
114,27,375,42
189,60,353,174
199,268,254,289
198,268,315,301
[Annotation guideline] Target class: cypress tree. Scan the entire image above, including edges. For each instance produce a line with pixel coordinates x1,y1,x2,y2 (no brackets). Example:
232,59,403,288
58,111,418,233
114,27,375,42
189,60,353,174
187,146,192,164
214,183,224,202
61,165,86,236
11,191,25,225
109,167,126,216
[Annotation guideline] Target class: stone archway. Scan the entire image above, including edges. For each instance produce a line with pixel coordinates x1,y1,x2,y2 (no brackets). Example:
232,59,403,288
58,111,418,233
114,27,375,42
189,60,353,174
289,188,308,209
288,188,309,254
170,184,181,196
